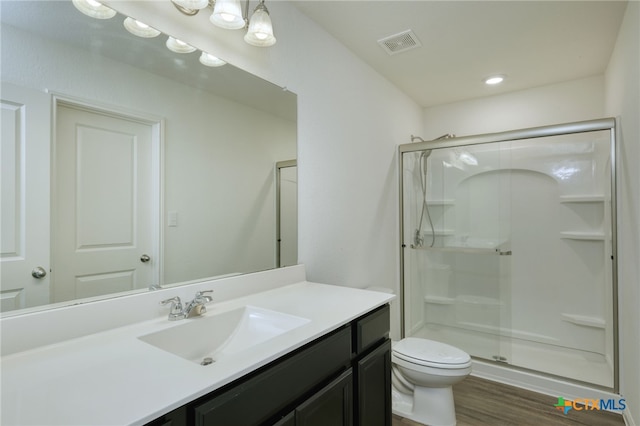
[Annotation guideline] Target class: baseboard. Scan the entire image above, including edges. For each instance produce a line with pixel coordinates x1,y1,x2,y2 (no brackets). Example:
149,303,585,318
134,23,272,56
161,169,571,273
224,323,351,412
471,359,620,407
624,409,637,426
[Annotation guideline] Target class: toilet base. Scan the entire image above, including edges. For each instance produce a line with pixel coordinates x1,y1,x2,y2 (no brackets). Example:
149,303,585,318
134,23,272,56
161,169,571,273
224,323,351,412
392,385,457,426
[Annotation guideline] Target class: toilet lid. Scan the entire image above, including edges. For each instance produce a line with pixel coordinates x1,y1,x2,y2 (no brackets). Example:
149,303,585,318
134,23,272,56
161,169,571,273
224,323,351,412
393,338,470,366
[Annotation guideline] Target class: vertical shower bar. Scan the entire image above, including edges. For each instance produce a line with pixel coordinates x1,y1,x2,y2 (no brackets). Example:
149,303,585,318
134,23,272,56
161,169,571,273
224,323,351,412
610,121,619,393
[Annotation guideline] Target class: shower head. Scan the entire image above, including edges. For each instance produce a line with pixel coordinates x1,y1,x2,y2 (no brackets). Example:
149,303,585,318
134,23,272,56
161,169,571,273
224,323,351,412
411,135,426,143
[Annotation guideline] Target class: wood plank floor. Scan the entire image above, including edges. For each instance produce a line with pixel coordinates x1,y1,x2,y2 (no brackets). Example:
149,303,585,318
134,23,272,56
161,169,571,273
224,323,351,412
392,376,625,426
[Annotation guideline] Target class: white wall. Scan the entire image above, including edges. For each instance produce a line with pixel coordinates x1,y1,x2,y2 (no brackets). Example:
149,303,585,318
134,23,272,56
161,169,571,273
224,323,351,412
2,23,296,288
423,75,605,138
605,2,640,424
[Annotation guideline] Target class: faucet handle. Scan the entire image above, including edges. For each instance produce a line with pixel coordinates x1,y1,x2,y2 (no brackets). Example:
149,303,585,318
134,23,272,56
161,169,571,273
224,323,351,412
195,290,214,302
160,296,184,321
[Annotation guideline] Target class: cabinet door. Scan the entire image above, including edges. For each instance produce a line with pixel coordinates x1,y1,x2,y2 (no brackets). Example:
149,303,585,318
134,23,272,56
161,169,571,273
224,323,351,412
355,339,391,426
194,327,351,426
295,369,353,426
353,305,390,355
144,406,186,426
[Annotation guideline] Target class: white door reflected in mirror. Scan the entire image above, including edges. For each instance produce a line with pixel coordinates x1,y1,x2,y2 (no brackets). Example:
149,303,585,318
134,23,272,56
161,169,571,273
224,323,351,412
0,83,51,312
53,103,160,303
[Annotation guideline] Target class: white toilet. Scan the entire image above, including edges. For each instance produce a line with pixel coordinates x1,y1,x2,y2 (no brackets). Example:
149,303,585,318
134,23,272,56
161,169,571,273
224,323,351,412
363,286,471,425
391,337,471,426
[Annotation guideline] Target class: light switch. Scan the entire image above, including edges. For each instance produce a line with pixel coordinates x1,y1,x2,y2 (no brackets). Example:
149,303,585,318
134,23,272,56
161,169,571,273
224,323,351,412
168,211,178,227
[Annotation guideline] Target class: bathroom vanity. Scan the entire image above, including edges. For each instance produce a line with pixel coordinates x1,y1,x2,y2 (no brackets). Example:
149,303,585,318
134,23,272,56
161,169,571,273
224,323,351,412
149,304,391,426
0,266,394,426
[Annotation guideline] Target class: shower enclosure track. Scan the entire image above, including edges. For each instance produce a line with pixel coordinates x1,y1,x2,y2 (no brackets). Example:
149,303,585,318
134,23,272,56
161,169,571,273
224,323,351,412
409,245,512,255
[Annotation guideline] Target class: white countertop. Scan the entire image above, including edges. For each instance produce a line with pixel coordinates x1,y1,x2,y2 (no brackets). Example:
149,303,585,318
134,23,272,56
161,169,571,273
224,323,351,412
1,281,393,425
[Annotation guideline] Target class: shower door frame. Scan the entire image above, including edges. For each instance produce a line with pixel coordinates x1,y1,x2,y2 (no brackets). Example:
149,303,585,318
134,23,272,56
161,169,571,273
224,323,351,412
398,117,619,392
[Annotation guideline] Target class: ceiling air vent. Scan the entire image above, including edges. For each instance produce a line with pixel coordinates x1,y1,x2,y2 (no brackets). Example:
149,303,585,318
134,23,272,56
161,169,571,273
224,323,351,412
377,30,422,55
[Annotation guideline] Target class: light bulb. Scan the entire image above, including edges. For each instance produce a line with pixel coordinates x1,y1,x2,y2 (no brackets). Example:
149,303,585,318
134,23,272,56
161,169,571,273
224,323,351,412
72,0,116,19
124,17,160,38
199,52,227,67
166,37,197,53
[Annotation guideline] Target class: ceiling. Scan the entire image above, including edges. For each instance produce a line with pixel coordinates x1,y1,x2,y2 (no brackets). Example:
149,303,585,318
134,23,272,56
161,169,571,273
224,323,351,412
292,1,628,108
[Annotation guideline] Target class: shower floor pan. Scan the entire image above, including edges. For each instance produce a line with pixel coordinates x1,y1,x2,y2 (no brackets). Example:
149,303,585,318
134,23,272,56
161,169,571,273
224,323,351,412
414,324,613,388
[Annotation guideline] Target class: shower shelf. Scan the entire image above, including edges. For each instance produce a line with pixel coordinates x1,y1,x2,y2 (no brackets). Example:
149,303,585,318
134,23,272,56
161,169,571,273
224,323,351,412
560,231,606,241
561,313,606,329
423,229,455,236
559,195,605,203
424,295,455,305
425,199,455,206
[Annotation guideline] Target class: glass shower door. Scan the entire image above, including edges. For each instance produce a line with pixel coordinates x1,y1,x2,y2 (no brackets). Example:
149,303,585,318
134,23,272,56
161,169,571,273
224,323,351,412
401,145,512,363
400,122,616,389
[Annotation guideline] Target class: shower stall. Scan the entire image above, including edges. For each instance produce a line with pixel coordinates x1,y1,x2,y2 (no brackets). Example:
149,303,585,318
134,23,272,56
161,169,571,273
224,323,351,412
399,118,618,391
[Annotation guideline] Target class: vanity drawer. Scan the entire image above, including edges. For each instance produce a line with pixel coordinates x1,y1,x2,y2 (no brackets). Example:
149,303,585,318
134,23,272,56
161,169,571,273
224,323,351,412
193,326,351,426
352,304,390,355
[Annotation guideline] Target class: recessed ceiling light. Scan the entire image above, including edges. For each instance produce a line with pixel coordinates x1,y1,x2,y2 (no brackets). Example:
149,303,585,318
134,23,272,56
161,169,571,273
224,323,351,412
484,75,506,85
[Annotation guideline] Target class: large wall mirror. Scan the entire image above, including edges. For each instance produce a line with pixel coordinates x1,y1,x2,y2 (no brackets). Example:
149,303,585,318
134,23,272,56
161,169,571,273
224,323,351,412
0,0,297,316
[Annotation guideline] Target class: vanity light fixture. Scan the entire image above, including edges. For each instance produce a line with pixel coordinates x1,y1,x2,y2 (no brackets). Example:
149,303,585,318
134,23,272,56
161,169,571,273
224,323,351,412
72,0,228,68
123,18,161,38
484,75,506,85
72,0,116,19
170,0,277,47
210,0,245,29
199,52,227,67
166,37,197,53
173,0,210,12
244,0,276,47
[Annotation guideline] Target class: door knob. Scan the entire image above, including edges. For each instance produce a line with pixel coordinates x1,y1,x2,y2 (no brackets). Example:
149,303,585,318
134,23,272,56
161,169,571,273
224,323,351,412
32,266,47,279
140,254,151,263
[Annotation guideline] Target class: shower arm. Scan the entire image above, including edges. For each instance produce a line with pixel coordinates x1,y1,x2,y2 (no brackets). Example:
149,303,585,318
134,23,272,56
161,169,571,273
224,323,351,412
411,133,456,143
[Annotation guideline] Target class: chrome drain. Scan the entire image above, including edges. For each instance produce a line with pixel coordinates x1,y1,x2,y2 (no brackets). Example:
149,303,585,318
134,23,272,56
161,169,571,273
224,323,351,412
200,357,214,366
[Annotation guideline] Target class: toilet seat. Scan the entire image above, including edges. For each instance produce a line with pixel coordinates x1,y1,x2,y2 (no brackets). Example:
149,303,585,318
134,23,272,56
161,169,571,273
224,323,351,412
393,338,471,369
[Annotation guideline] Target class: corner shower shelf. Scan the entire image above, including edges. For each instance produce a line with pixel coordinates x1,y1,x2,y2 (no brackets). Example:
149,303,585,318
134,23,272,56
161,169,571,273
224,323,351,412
561,313,606,329
560,231,606,241
559,195,605,203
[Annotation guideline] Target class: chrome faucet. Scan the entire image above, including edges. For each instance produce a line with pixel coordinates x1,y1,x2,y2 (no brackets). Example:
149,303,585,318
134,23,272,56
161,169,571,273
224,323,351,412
160,290,213,321
184,290,214,318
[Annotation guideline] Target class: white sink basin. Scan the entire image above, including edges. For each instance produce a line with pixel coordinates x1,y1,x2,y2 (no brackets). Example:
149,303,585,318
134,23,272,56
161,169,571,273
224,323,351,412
139,306,310,365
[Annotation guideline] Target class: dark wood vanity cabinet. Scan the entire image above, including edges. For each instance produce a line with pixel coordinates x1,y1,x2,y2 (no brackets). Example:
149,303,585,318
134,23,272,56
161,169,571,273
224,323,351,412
275,369,354,426
146,304,390,426
352,304,392,426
